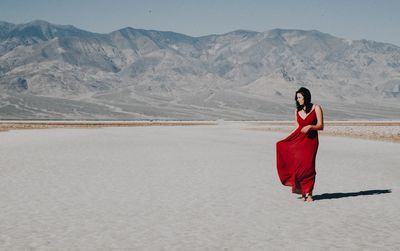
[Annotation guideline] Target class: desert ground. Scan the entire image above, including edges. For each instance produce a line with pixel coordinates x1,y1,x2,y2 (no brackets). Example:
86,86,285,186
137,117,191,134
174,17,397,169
0,121,399,250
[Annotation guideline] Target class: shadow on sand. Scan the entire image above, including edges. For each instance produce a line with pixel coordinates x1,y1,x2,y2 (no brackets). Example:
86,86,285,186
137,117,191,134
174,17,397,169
313,189,392,201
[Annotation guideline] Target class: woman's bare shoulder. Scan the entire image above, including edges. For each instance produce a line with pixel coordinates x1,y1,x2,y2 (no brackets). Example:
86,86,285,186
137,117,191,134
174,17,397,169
314,104,323,113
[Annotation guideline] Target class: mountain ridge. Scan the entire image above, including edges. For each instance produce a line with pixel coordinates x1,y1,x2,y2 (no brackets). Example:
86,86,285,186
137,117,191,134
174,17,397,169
0,20,399,120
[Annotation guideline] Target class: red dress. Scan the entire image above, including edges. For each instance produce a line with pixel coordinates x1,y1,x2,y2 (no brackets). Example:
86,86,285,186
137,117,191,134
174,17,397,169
276,108,319,196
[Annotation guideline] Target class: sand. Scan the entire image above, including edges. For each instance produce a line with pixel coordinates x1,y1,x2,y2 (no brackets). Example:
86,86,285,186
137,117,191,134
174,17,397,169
0,121,214,132
0,122,399,250
247,121,400,143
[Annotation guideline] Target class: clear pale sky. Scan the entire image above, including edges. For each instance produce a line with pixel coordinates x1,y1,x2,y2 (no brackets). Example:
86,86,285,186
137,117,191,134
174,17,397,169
1,0,400,46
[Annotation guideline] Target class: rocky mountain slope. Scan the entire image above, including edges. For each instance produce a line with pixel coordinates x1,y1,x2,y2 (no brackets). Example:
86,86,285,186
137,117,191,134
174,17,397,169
1,20,399,120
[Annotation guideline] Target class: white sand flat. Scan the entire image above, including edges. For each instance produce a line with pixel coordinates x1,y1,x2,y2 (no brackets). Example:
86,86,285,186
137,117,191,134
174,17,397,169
0,123,399,250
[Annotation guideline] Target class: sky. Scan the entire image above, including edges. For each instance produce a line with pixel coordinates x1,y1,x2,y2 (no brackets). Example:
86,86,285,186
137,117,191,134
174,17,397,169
1,0,400,46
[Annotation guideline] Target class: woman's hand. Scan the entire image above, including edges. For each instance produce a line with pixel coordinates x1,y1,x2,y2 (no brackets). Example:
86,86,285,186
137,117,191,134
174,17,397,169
301,125,312,133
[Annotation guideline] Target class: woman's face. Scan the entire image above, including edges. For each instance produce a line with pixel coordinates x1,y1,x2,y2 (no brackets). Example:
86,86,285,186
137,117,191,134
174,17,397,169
296,93,304,106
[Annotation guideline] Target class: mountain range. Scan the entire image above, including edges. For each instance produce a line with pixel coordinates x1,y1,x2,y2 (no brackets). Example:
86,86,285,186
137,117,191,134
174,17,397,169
1,20,400,120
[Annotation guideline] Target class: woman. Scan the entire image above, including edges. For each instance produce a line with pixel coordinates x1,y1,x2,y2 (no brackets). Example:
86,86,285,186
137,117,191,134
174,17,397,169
276,87,324,202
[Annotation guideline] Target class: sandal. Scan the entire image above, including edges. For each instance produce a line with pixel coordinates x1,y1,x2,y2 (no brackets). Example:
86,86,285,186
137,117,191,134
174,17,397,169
304,193,313,202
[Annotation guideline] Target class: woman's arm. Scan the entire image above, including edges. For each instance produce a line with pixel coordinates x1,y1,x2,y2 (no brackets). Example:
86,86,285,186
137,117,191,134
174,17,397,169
310,104,324,131
287,109,299,134
301,105,324,133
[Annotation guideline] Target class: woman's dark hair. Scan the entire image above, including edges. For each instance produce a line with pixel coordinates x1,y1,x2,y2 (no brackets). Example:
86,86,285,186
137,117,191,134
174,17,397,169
295,87,313,113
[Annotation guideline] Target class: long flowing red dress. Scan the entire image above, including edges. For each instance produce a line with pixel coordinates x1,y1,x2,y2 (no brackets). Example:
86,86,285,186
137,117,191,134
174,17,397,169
276,108,319,196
